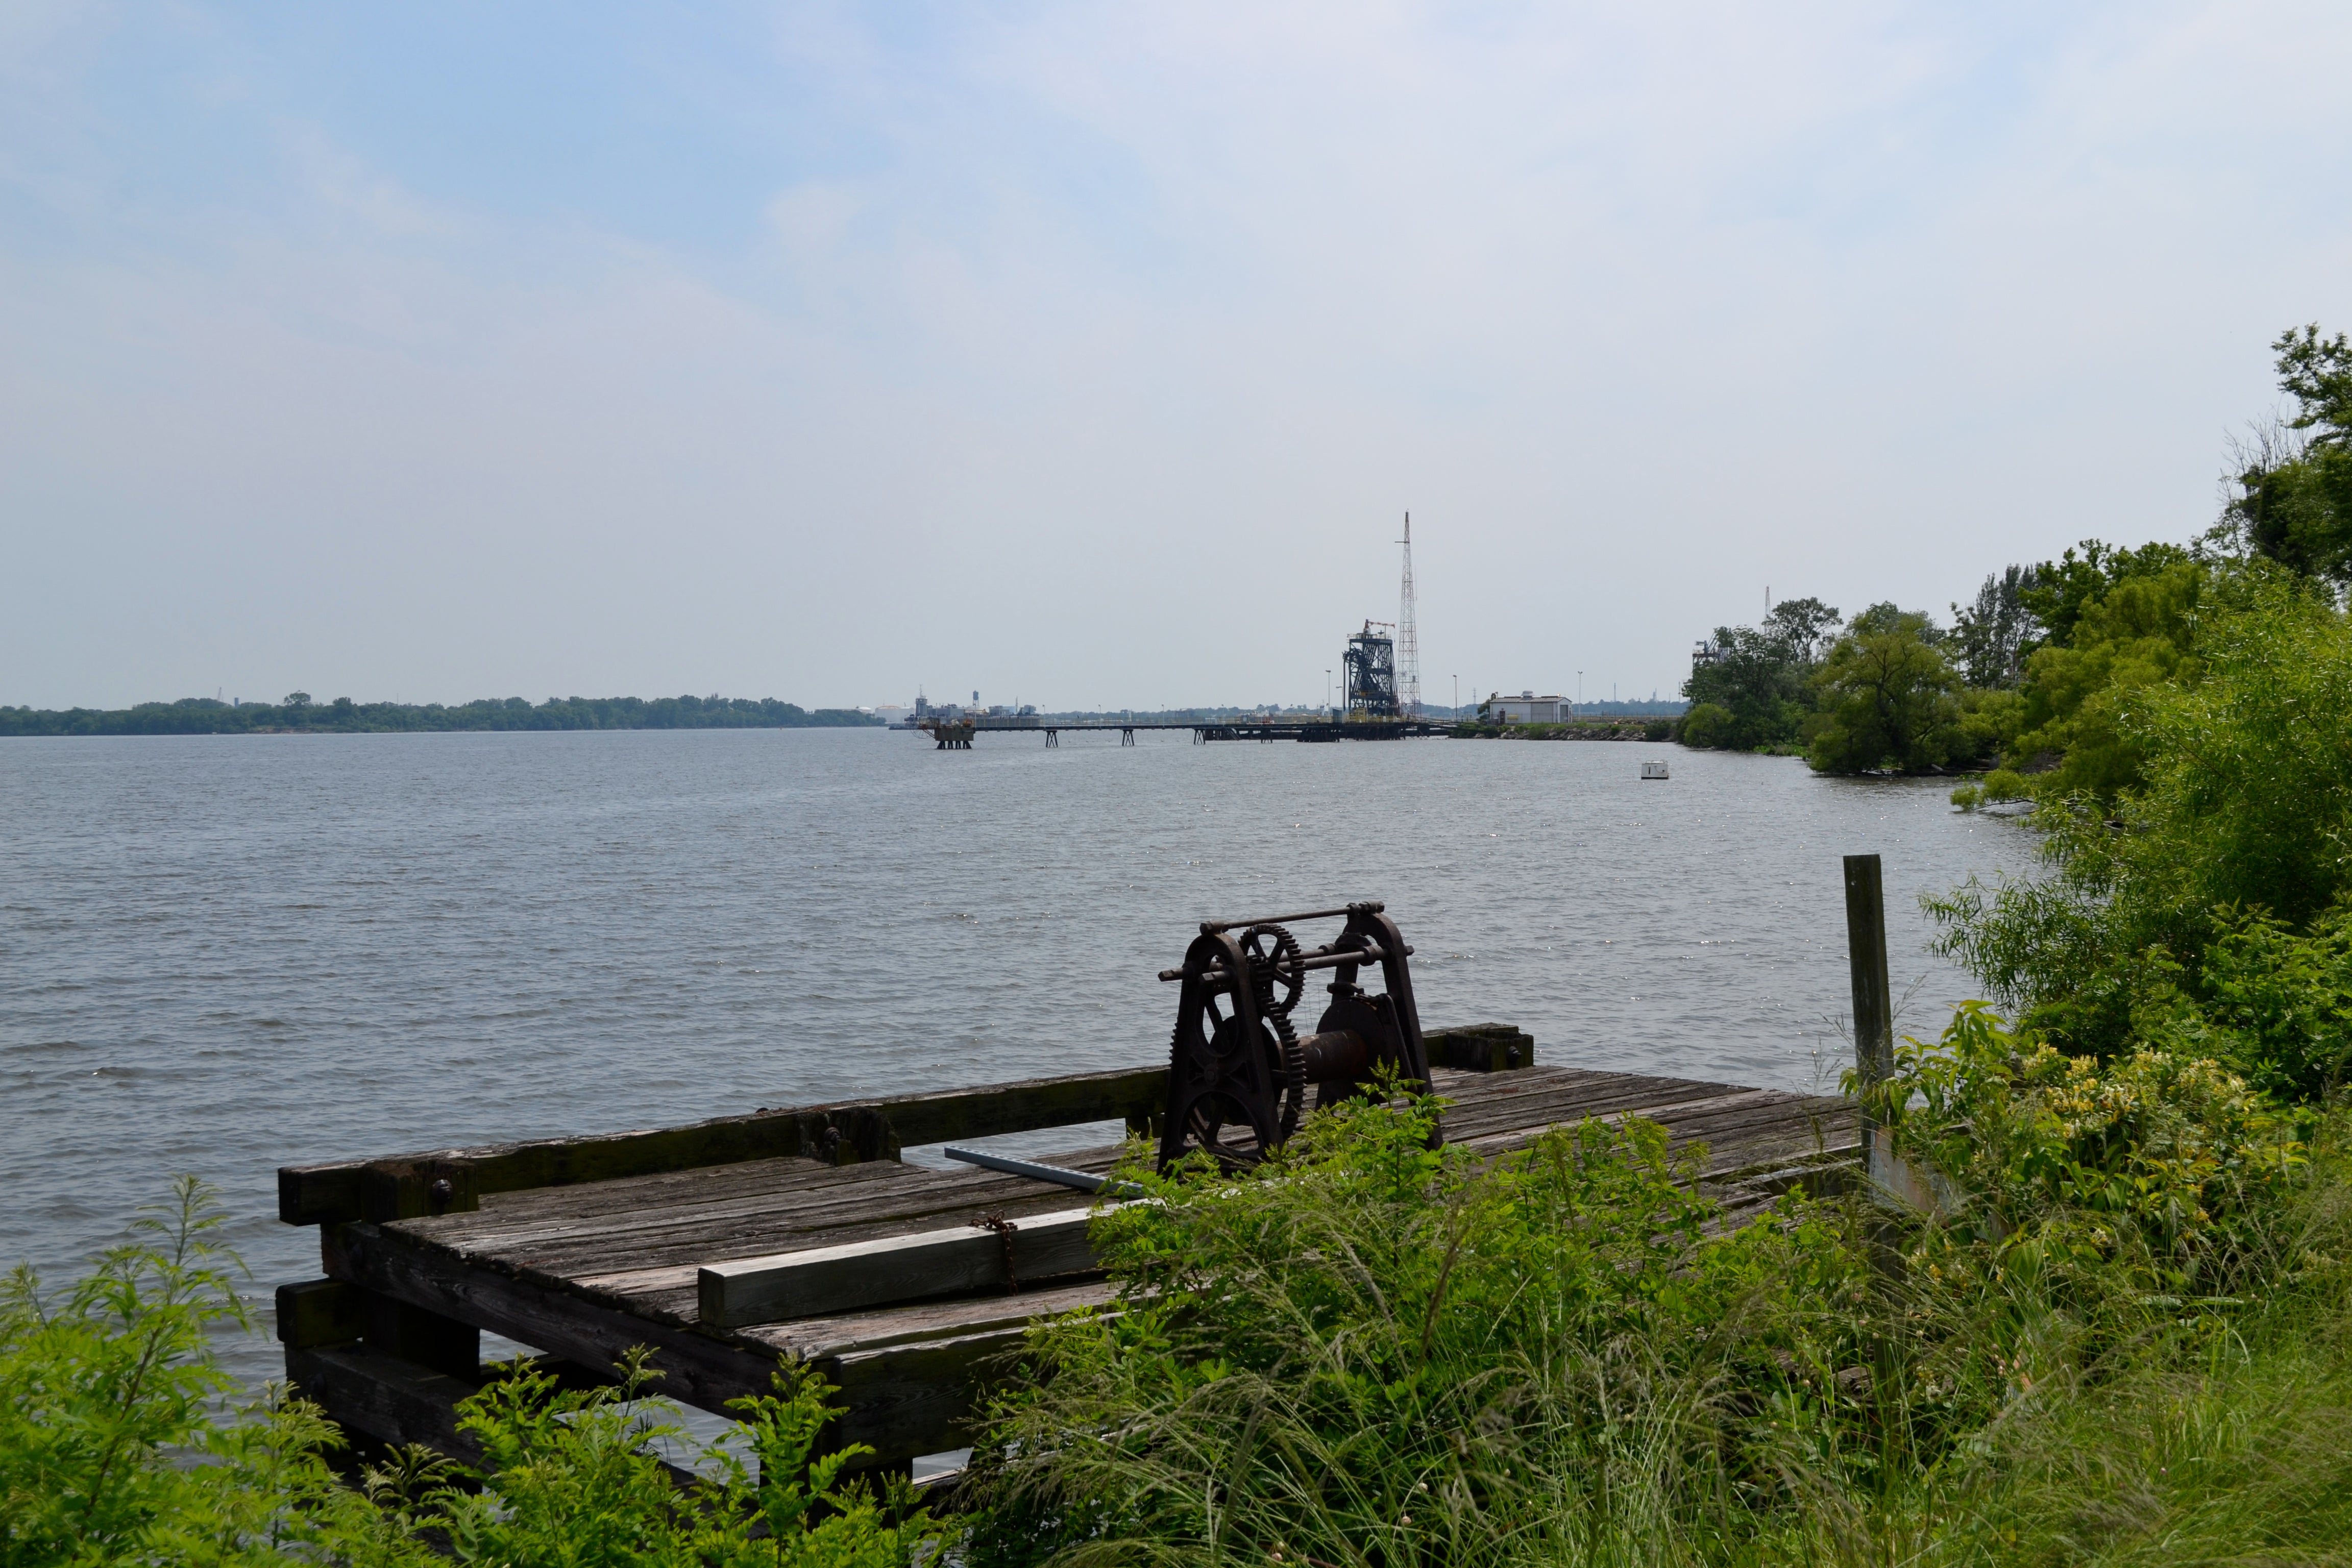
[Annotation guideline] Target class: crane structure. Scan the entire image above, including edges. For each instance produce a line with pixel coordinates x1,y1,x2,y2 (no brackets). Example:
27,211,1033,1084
1396,512,1421,718
1342,622,1400,720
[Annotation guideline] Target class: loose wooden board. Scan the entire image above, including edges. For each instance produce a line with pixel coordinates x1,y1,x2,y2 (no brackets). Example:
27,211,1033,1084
699,1205,1102,1327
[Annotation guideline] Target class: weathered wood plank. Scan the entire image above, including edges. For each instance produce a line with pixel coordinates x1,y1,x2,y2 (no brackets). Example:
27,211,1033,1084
1454,1090,1853,1162
822,1326,1031,1461
869,1067,1165,1148
743,1277,1119,1362
361,1287,482,1379
700,1206,1101,1327
1434,1075,1765,1140
278,1163,368,1232
450,1155,909,1232
427,1171,1102,1281
285,1343,697,1483
413,1159,936,1254
279,1034,1561,1229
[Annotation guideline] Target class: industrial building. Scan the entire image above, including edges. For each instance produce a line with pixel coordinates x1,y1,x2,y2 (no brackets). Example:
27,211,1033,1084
1490,691,1570,724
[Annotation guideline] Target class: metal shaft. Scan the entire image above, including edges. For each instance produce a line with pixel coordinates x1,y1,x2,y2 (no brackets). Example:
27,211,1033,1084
1158,942,1409,984
1200,902,1383,933
943,1146,1143,1199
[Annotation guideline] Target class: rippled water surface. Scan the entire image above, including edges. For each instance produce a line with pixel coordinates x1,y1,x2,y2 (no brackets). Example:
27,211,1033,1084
2,727,2031,1385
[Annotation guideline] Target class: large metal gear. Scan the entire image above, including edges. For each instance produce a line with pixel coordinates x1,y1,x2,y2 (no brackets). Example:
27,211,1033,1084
1156,903,1437,1170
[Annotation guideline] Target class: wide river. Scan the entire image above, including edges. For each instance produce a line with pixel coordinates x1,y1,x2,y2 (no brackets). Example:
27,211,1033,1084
2,726,2031,1388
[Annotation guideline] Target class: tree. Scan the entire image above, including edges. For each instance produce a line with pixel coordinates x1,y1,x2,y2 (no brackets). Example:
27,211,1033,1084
2223,325,2352,585
1806,606,1960,773
1680,599,1837,750
2009,557,2204,795
1949,566,2042,688
2278,322,2352,440
1761,596,1841,665
2018,541,2192,651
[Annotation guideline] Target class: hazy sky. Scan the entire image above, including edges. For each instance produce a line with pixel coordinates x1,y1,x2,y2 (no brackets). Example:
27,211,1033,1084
4,3,2348,712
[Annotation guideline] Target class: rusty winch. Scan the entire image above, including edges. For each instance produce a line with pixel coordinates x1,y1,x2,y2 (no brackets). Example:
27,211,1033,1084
1155,901,1439,1168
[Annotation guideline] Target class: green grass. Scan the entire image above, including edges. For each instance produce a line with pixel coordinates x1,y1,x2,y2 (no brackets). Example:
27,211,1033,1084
958,1075,2352,1567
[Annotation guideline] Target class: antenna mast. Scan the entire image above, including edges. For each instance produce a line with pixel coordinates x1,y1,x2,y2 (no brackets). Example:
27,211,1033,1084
1396,512,1421,718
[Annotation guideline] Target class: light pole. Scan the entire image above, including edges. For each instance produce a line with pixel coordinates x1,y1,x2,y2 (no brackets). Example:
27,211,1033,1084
1326,669,1332,715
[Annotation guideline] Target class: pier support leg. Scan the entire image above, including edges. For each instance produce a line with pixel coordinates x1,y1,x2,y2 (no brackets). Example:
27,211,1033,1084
1842,853,1896,1191
364,1290,482,1380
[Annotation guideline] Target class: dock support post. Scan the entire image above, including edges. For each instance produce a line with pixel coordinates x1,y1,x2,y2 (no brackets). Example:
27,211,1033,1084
1842,853,1895,1190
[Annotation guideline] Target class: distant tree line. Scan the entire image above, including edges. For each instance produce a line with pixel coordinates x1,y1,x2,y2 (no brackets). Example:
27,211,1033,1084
0,692,883,738
1682,323,2351,782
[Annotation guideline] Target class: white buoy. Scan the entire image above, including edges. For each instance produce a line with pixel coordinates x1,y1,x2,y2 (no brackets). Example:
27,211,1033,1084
1641,761,1670,780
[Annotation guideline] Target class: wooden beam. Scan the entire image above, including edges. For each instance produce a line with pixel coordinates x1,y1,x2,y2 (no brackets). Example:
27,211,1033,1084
322,1221,774,1415
1426,1024,1536,1072
698,1206,1101,1328
286,1343,487,1465
279,1162,366,1231
275,1279,363,1350
280,1036,1523,1225
280,1066,1166,1226
874,1066,1164,1147
286,1343,696,1483
319,1220,1052,1465
362,1290,481,1380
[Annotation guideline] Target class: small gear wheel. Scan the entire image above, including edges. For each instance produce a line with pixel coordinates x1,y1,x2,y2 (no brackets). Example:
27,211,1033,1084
1241,924,1307,1141
1238,923,1305,1017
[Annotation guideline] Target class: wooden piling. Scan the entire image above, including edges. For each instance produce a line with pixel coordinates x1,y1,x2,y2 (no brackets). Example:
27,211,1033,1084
1843,853,1896,1189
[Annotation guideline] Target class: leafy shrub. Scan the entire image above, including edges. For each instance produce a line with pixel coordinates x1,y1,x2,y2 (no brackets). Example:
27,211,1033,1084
2181,906,2352,1099
433,1352,943,1566
0,1178,418,1565
2008,557,2204,797
1678,700,1735,748
1875,1003,2305,1285
1980,768,2028,801
0,1178,940,1566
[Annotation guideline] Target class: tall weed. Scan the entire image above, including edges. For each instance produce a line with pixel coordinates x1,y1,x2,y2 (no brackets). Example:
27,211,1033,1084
963,1091,1880,1566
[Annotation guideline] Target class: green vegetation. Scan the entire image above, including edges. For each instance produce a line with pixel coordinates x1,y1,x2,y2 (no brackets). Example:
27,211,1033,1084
1680,597,1842,752
963,1054,2350,1564
0,693,880,738
1681,325,2352,782
1931,566,2352,1068
1,1180,939,1564
2226,325,2352,585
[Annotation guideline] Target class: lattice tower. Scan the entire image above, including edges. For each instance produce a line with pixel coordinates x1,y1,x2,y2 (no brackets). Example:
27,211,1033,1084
1396,512,1422,717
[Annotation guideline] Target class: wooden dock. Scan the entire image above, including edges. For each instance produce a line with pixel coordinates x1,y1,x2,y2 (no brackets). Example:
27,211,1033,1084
273,1024,1857,1474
